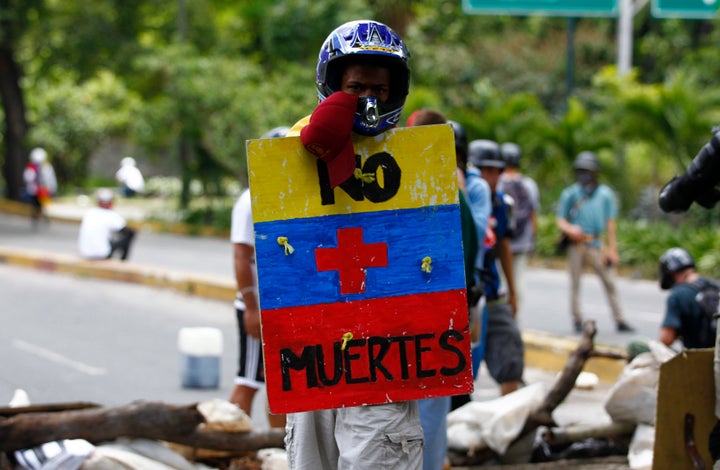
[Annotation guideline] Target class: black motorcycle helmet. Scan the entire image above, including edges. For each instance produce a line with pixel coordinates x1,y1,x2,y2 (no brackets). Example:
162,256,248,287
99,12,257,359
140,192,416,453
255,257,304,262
573,151,600,172
501,142,522,168
658,247,695,290
448,120,468,167
261,126,290,139
468,139,504,169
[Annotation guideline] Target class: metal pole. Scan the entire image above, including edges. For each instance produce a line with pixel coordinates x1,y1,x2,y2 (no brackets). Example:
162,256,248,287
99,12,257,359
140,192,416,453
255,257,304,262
617,0,633,76
566,17,577,99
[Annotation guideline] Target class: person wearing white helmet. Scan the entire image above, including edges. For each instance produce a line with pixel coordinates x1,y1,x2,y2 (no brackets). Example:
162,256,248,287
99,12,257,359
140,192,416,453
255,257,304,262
23,147,57,229
115,156,145,197
77,188,135,261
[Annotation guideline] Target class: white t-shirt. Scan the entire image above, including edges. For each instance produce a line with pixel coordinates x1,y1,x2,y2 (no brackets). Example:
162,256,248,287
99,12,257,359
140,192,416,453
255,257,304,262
77,207,127,259
231,189,254,247
115,165,145,192
231,189,257,310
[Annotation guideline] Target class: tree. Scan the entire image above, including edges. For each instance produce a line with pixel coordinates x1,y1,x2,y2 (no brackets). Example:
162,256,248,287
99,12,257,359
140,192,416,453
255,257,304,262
0,1,43,200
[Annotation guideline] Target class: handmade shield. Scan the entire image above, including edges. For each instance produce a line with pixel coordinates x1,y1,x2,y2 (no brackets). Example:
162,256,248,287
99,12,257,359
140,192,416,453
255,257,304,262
247,124,473,413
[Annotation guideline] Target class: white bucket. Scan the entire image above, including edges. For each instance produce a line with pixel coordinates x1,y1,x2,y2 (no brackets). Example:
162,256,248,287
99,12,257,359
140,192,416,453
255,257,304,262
178,327,223,389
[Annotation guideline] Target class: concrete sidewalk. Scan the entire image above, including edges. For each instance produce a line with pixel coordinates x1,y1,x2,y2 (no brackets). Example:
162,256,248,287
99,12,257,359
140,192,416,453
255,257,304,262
0,198,628,383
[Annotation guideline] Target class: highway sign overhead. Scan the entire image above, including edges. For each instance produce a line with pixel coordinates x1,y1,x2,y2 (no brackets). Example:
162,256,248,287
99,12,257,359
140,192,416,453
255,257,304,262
462,0,619,17
652,0,719,19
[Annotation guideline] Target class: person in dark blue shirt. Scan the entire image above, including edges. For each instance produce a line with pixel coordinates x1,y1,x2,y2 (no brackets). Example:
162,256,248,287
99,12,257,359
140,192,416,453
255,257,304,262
658,247,717,349
468,139,524,396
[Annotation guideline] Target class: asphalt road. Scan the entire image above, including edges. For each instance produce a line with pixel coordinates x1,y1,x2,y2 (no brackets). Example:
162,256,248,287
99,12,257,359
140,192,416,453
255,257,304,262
0,211,668,347
0,264,238,406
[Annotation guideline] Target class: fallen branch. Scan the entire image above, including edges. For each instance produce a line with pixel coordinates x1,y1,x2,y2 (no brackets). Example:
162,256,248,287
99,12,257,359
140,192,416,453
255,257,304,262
0,400,285,453
524,319,601,431
0,402,100,417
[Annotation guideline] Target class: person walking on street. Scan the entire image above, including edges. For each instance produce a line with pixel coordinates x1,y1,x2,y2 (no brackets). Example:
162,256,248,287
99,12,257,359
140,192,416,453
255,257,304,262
23,147,57,229
498,142,539,317
77,189,135,261
228,127,289,430
658,247,718,350
282,20,423,470
115,156,145,198
556,151,634,334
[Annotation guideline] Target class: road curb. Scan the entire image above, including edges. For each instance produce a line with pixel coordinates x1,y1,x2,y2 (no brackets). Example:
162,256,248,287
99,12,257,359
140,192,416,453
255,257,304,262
522,330,625,383
0,246,236,301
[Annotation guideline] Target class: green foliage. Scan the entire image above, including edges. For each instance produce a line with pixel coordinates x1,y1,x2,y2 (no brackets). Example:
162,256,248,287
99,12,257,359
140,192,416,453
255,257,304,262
5,0,720,256
26,71,141,188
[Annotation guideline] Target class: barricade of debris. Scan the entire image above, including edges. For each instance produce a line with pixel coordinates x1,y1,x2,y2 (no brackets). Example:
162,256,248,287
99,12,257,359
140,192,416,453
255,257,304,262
2,320,713,469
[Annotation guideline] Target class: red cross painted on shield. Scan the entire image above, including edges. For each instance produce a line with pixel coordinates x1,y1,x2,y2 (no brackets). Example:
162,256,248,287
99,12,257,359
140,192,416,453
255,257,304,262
315,227,389,295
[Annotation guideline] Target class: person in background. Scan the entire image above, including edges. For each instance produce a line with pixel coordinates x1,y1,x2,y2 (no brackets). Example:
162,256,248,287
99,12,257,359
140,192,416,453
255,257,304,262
77,188,135,261
556,151,634,334
468,139,525,396
115,156,145,198
284,20,423,469
228,127,289,430
406,109,472,470
23,147,57,229
658,247,717,350
449,119,490,411
658,129,720,465
497,142,539,318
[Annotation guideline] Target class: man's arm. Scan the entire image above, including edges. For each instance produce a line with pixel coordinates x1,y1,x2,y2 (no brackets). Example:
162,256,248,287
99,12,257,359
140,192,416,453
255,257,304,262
234,242,261,338
605,218,620,266
556,216,584,242
498,237,517,316
466,171,491,239
556,190,584,242
659,326,678,347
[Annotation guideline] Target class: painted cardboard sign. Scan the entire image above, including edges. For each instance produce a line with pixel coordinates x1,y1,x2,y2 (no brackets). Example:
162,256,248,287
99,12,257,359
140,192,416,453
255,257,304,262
247,124,473,413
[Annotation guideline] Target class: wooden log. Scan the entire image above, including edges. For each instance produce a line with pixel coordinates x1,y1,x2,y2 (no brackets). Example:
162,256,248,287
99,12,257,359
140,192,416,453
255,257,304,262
0,402,100,417
0,400,285,453
524,319,601,431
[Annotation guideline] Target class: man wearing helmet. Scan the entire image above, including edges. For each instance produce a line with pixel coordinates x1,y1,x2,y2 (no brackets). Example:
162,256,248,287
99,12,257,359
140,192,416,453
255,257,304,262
284,20,423,469
23,147,57,229
497,142,539,316
556,151,634,334
468,139,525,397
658,247,718,349
291,19,410,189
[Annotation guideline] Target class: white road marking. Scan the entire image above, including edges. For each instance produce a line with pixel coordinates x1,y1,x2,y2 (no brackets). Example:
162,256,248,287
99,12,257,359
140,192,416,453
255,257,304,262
13,339,107,376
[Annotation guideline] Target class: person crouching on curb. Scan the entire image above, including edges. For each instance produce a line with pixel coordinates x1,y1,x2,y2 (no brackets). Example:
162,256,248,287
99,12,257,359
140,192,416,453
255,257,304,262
78,188,136,261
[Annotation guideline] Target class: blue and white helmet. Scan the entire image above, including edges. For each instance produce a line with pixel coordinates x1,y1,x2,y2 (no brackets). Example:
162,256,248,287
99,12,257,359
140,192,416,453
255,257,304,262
316,20,410,136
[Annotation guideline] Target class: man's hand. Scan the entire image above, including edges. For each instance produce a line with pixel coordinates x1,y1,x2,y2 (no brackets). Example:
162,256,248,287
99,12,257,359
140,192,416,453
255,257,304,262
604,246,620,267
508,292,518,317
244,306,262,339
565,224,584,242
300,91,358,188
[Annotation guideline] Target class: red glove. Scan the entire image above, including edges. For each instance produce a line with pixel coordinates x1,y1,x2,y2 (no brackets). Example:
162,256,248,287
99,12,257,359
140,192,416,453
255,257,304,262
301,92,358,188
